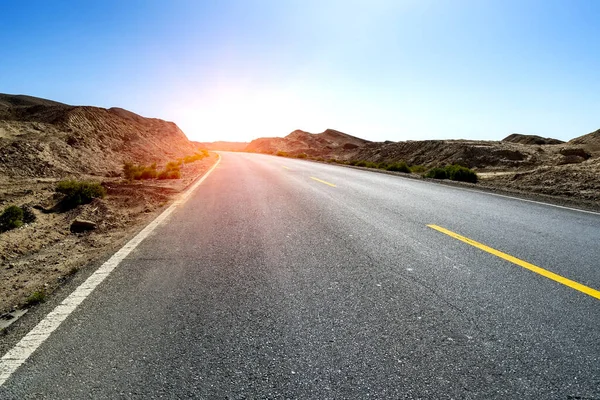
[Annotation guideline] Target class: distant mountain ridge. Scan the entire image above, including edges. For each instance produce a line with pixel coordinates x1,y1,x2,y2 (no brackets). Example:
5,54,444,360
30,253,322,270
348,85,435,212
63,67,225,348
0,93,69,108
245,128,370,156
501,133,564,145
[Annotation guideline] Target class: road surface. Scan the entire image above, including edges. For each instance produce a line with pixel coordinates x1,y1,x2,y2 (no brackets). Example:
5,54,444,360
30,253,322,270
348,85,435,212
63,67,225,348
1,152,599,399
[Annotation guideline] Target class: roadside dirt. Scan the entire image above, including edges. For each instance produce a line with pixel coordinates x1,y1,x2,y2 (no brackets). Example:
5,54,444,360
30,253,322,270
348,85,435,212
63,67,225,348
0,154,217,317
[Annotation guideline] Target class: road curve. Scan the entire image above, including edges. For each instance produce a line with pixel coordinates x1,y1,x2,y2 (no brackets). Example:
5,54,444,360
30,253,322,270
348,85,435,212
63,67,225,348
1,152,599,399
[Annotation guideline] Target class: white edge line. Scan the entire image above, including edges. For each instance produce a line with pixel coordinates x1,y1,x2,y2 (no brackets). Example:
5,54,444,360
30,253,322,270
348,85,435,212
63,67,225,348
453,185,600,216
0,154,222,386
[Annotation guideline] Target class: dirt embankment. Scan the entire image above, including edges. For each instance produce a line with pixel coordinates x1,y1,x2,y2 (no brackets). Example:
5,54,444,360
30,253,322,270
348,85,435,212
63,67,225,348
245,129,600,205
481,130,600,203
0,94,217,319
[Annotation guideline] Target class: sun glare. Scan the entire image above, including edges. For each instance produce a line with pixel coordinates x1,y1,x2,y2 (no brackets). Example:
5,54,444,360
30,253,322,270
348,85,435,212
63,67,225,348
177,89,330,142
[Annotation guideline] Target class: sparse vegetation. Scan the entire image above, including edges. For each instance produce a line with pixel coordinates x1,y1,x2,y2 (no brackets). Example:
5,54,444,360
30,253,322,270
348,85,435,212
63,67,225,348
123,156,193,181
296,153,308,159
425,165,478,183
446,164,478,183
139,164,158,180
347,159,411,173
350,160,377,168
184,150,209,164
410,165,427,173
122,162,140,180
25,289,46,307
385,161,411,173
21,205,36,223
158,170,181,179
55,180,106,210
276,151,289,157
425,167,448,180
66,266,79,276
158,161,182,180
0,205,24,232
123,162,159,180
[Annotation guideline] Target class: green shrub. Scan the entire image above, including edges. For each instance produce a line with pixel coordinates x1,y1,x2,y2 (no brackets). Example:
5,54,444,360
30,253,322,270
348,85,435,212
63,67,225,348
0,205,24,232
184,151,208,164
425,167,448,180
158,169,181,179
296,153,308,159
123,163,158,180
386,161,411,173
139,166,158,180
276,151,288,157
156,160,182,179
21,205,36,223
25,290,46,306
349,160,376,168
376,162,389,170
425,165,478,183
56,180,106,209
410,165,427,173
122,162,140,180
165,161,181,171
446,165,478,183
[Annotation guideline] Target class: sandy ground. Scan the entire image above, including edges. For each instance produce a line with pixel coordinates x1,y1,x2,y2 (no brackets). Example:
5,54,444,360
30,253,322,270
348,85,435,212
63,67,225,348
0,154,217,318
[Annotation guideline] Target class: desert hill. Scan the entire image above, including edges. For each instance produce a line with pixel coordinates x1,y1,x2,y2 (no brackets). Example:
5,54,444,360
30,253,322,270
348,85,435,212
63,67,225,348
0,93,197,178
501,133,564,145
245,128,370,156
569,128,600,154
0,93,68,108
245,127,596,169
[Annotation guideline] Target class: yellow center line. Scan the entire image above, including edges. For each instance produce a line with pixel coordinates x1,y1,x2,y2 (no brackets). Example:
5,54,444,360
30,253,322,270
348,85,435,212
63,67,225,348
427,224,600,300
282,166,291,170
310,177,337,187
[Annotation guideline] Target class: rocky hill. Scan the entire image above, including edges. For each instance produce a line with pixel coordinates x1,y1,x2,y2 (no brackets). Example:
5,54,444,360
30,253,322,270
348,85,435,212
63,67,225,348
0,94,197,178
0,93,67,108
568,128,600,154
245,129,370,156
501,133,564,145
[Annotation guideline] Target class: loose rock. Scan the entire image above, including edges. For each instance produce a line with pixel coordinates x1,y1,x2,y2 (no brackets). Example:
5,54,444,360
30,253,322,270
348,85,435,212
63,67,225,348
70,219,97,233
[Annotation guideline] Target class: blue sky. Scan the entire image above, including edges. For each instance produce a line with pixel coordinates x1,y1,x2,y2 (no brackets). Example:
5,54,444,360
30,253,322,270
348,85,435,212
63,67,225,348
1,0,598,142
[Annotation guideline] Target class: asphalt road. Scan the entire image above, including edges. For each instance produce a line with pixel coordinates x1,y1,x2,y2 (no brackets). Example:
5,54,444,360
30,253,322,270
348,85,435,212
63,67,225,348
1,152,599,399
